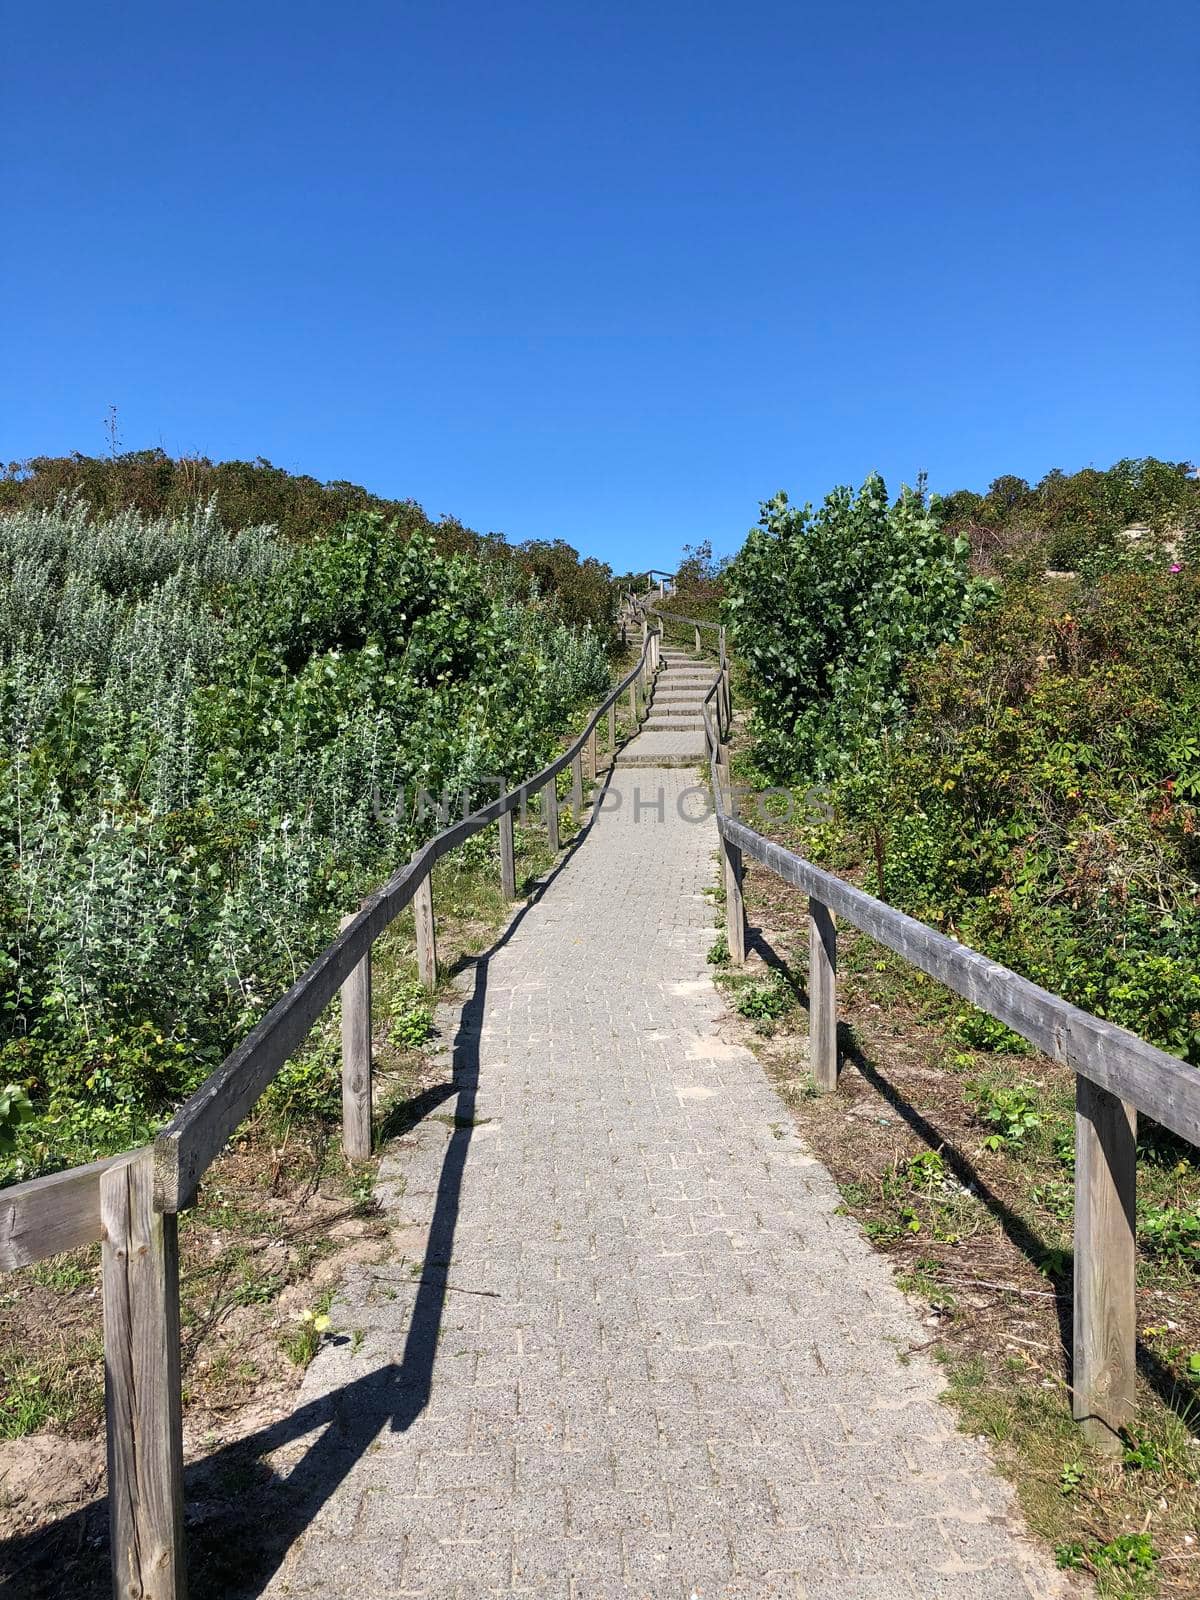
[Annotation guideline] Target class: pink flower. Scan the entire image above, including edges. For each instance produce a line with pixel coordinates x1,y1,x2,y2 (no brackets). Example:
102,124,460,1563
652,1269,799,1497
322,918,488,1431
1170,563,1182,573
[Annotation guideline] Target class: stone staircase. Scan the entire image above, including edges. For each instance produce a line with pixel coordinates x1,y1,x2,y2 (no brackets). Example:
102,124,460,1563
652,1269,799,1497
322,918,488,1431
617,647,715,768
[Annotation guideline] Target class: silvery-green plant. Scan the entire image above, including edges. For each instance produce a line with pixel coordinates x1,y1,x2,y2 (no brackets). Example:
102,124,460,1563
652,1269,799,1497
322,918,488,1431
0,499,613,1180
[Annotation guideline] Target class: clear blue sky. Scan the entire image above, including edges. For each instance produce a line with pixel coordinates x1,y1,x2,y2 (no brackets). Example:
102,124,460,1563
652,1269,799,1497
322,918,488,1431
4,0,1196,571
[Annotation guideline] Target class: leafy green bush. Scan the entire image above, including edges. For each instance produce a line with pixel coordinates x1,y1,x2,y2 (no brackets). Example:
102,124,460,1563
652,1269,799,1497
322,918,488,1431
732,460,1200,1071
0,1083,32,1154
814,568,1200,1062
390,981,432,1049
1137,1203,1200,1262
0,499,612,1182
939,456,1199,579
734,980,792,1021
969,1083,1042,1150
0,451,619,633
724,475,989,779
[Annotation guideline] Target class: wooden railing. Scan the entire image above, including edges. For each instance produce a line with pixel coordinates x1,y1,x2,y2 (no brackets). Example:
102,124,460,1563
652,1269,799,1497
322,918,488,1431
0,611,661,1600
693,638,1200,1458
636,601,732,740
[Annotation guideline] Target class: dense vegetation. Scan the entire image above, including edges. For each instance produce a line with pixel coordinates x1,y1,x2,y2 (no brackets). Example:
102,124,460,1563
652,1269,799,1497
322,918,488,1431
0,495,611,1181
940,455,1199,577
725,476,989,779
0,449,616,632
725,457,1200,1064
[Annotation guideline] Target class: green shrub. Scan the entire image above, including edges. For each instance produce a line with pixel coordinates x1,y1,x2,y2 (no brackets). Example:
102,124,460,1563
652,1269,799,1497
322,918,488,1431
792,567,1200,1064
390,981,433,1049
0,499,614,1183
734,980,792,1021
0,1082,32,1154
724,475,990,780
969,1083,1042,1150
1137,1203,1200,1262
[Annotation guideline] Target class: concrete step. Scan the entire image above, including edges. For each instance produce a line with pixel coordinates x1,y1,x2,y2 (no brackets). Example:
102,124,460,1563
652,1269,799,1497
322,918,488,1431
616,750,706,768
644,717,705,732
616,730,707,767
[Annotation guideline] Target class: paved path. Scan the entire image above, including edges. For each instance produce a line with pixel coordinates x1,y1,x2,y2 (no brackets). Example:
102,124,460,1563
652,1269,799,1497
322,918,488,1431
262,758,1074,1599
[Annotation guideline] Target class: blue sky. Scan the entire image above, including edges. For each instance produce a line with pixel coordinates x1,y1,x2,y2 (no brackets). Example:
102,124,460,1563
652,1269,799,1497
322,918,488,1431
3,0,1196,571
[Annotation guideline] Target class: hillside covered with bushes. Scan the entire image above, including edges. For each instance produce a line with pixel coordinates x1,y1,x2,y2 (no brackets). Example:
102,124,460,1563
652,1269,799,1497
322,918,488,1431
0,448,616,632
725,456,1200,1063
0,484,614,1182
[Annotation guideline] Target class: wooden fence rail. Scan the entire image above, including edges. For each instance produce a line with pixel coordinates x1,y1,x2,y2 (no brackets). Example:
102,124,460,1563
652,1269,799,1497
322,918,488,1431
0,610,659,1600
693,654,1200,1457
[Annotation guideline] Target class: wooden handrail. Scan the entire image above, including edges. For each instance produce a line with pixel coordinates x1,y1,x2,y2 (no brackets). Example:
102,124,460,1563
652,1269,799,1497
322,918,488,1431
0,1149,147,1271
648,605,719,633
699,687,1200,1137
700,672,1199,1454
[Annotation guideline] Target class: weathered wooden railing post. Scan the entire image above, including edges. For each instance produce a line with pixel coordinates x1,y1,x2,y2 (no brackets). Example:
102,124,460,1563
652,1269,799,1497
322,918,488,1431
587,722,598,780
545,778,560,851
414,872,437,990
808,899,838,1091
338,914,372,1160
694,624,701,652
102,1150,187,1600
718,745,747,965
571,751,584,821
722,826,747,966
1073,1080,1137,1453
499,789,516,899
628,680,637,724
608,700,616,755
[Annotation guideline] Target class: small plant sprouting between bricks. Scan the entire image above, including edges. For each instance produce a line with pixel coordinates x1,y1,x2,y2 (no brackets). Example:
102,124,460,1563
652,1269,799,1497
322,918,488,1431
707,930,730,965
349,1171,379,1216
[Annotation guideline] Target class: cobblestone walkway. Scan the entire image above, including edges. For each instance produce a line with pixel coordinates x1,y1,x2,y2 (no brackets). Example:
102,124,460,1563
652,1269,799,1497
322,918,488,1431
262,764,1075,1600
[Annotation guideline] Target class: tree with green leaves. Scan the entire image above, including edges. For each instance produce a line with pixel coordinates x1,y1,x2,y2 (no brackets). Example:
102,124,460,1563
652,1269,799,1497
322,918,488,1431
724,474,989,780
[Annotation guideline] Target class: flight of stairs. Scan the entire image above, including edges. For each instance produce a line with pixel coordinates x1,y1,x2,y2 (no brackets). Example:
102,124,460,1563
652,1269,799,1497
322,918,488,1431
617,647,717,768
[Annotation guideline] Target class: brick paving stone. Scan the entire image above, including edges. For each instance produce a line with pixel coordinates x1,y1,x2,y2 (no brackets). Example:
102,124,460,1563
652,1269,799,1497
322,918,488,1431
261,768,1080,1600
